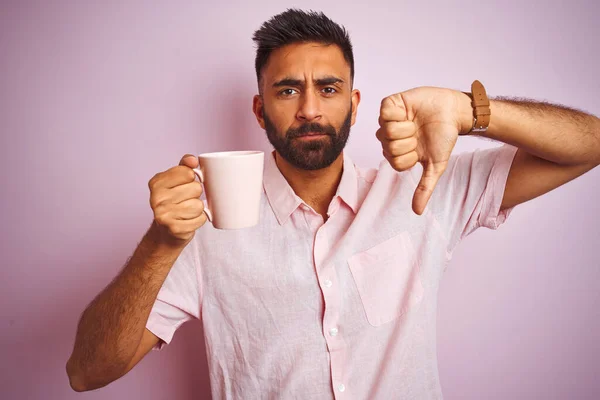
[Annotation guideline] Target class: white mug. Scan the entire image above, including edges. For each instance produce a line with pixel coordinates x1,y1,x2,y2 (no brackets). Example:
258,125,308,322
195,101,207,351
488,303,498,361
192,151,264,230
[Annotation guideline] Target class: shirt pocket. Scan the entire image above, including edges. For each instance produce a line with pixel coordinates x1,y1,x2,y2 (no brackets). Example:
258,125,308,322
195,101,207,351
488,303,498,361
347,232,423,327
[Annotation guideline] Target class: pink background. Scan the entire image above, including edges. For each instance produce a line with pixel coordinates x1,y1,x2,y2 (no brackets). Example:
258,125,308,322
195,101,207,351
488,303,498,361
1,1,599,399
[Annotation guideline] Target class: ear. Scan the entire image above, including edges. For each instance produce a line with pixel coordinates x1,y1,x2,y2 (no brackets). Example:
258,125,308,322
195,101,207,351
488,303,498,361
253,94,266,129
350,89,361,126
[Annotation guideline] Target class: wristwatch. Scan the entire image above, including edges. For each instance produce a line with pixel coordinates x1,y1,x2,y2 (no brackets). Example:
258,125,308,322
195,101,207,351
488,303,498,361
462,80,491,135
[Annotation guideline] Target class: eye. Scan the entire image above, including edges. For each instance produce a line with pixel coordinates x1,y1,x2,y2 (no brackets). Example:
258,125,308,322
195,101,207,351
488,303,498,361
322,87,337,95
279,88,298,96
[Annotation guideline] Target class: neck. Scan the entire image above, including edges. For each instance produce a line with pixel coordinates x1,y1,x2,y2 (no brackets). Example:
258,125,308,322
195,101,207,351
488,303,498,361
274,151,344,218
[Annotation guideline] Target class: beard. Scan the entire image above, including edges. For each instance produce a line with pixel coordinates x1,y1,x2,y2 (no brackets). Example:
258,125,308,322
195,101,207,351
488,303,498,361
263,107,352,171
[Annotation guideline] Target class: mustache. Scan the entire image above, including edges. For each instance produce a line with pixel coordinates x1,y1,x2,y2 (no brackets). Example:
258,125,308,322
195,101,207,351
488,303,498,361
286,122,336,139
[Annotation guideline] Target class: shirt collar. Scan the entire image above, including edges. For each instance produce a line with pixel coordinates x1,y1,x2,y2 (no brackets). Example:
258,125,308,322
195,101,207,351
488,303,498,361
263,150,359,225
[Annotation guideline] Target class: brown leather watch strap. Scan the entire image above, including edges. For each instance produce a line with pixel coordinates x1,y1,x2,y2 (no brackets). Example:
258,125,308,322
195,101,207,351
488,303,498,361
462,80,491,135
463,80,492,135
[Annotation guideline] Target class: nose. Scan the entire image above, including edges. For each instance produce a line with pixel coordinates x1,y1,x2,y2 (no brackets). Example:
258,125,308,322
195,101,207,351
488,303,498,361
296,90,322,122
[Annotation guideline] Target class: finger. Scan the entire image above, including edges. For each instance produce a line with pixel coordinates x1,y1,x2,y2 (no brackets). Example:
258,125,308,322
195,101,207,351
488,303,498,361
384,150,419,172
172,198,205,220
151,166,196,190
376,121,415,141
179,154,199,168
151,181,203,208
171,181,203,204
380,95,408,122
412,162,444,215
378,115,415,130
382,137,418,158
169,213,209,236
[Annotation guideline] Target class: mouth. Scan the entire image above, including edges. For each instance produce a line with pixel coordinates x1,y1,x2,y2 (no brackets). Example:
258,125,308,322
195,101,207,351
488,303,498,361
295,132,328,139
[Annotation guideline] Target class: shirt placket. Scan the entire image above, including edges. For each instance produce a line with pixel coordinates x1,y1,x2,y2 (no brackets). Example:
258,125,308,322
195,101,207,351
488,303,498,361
312,211,349,398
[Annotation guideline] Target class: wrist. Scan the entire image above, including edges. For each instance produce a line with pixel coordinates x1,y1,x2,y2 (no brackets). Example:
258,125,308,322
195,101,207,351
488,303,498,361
457,90,475,135
146,221,191,252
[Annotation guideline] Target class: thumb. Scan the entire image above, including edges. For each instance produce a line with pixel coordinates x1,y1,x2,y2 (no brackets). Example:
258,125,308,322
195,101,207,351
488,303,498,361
179,154,199,168
412,161,444,215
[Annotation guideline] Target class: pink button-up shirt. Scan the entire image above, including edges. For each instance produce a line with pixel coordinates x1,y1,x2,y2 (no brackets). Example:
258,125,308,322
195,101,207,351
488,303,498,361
147,144,518,399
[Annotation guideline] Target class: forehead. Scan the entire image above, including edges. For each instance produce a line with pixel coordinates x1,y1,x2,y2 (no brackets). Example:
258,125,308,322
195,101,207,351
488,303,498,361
262,42,350,84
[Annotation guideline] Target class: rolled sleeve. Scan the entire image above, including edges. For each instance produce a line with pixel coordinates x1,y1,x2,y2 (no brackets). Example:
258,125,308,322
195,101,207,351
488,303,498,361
145,236,202,350
431,143,519,253
478,144,518,229
146,299,193,350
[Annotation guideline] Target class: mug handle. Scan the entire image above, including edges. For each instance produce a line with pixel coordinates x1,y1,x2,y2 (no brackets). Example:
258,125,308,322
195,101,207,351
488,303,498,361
192,167,213,222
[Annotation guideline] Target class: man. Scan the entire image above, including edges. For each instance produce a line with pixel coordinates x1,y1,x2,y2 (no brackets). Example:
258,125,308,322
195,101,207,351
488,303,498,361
66,8,600,399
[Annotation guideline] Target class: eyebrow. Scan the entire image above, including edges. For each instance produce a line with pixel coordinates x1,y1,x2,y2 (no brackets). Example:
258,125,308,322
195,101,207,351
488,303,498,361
272,76,345,88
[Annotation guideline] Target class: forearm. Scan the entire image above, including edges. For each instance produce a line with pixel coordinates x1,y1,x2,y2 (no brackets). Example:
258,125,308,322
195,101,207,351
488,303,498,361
67,222,187,390
459,94,600,166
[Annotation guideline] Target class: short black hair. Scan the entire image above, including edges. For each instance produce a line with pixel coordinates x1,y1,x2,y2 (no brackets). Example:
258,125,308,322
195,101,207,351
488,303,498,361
252,9,354,89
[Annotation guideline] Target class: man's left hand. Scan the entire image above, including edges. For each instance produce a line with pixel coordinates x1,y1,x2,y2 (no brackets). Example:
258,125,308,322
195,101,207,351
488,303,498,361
376,87,469,215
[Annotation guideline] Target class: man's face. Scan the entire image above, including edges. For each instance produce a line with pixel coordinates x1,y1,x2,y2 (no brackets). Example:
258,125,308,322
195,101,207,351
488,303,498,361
253,42,360,170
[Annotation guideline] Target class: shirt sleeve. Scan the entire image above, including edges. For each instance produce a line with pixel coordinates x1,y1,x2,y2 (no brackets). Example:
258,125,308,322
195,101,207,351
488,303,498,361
146,235,202,350
428,143,519,254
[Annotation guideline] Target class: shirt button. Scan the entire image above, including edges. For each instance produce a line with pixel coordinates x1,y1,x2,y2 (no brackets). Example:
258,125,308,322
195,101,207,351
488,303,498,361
329,327,339,337
323,279,332,288
338,383,346,392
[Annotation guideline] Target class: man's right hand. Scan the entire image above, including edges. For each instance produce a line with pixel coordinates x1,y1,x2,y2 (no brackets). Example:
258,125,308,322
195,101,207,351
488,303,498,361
148,154,208,244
